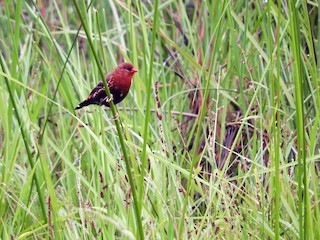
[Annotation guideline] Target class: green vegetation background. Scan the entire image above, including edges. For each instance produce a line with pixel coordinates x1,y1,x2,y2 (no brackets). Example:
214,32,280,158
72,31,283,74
0,0,319,239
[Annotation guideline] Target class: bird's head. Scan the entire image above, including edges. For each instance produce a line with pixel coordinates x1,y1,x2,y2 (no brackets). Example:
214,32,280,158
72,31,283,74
116,62,138,78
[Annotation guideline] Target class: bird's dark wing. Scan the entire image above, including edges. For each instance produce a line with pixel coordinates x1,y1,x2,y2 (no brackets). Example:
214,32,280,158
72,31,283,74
75,75,114,110
75,80,108,109
87,81,105,100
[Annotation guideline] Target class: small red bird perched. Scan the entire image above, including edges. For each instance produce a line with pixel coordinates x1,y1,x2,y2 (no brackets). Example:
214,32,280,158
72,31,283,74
75,62,138,110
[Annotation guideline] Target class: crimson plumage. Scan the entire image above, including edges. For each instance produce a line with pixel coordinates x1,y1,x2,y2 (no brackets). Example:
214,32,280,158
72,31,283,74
75,63,138,110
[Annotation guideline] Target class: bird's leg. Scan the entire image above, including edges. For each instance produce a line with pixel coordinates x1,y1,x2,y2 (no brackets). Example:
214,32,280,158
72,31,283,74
101,94,114,104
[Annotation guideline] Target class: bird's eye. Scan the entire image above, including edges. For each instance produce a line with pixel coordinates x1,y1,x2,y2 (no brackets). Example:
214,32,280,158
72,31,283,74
126,67,132,71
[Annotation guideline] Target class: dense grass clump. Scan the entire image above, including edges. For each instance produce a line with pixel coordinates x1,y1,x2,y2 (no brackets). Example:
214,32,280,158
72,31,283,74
0,1,319,239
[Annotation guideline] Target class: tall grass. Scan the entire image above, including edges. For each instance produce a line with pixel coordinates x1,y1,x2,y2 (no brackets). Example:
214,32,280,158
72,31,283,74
0,0,319,239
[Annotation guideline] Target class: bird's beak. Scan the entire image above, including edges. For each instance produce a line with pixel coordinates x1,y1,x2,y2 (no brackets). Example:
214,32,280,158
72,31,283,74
132,68,138,73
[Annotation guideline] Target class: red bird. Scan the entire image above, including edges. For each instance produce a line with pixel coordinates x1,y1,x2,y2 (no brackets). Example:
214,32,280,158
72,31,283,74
75,63,138,110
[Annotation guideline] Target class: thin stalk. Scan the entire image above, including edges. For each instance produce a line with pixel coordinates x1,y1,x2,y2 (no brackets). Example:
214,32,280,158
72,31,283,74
139,0,159,209
267,1,281,239
274,1,281,238
288,2,306,239
72,1,143,238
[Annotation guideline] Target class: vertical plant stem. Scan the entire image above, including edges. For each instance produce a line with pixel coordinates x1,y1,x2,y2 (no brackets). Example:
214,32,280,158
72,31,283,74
288,2,306,239
139,0,159,208
274,1,281,238
72,1,143,238
267,1,281,238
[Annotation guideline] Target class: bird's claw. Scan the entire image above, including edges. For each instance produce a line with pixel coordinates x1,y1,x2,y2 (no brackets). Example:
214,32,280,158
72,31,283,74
112,112,120,121
101,94,114,104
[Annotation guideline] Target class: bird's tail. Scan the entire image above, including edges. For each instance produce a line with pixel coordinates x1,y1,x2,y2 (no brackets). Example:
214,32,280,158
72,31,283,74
75,100,91,110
